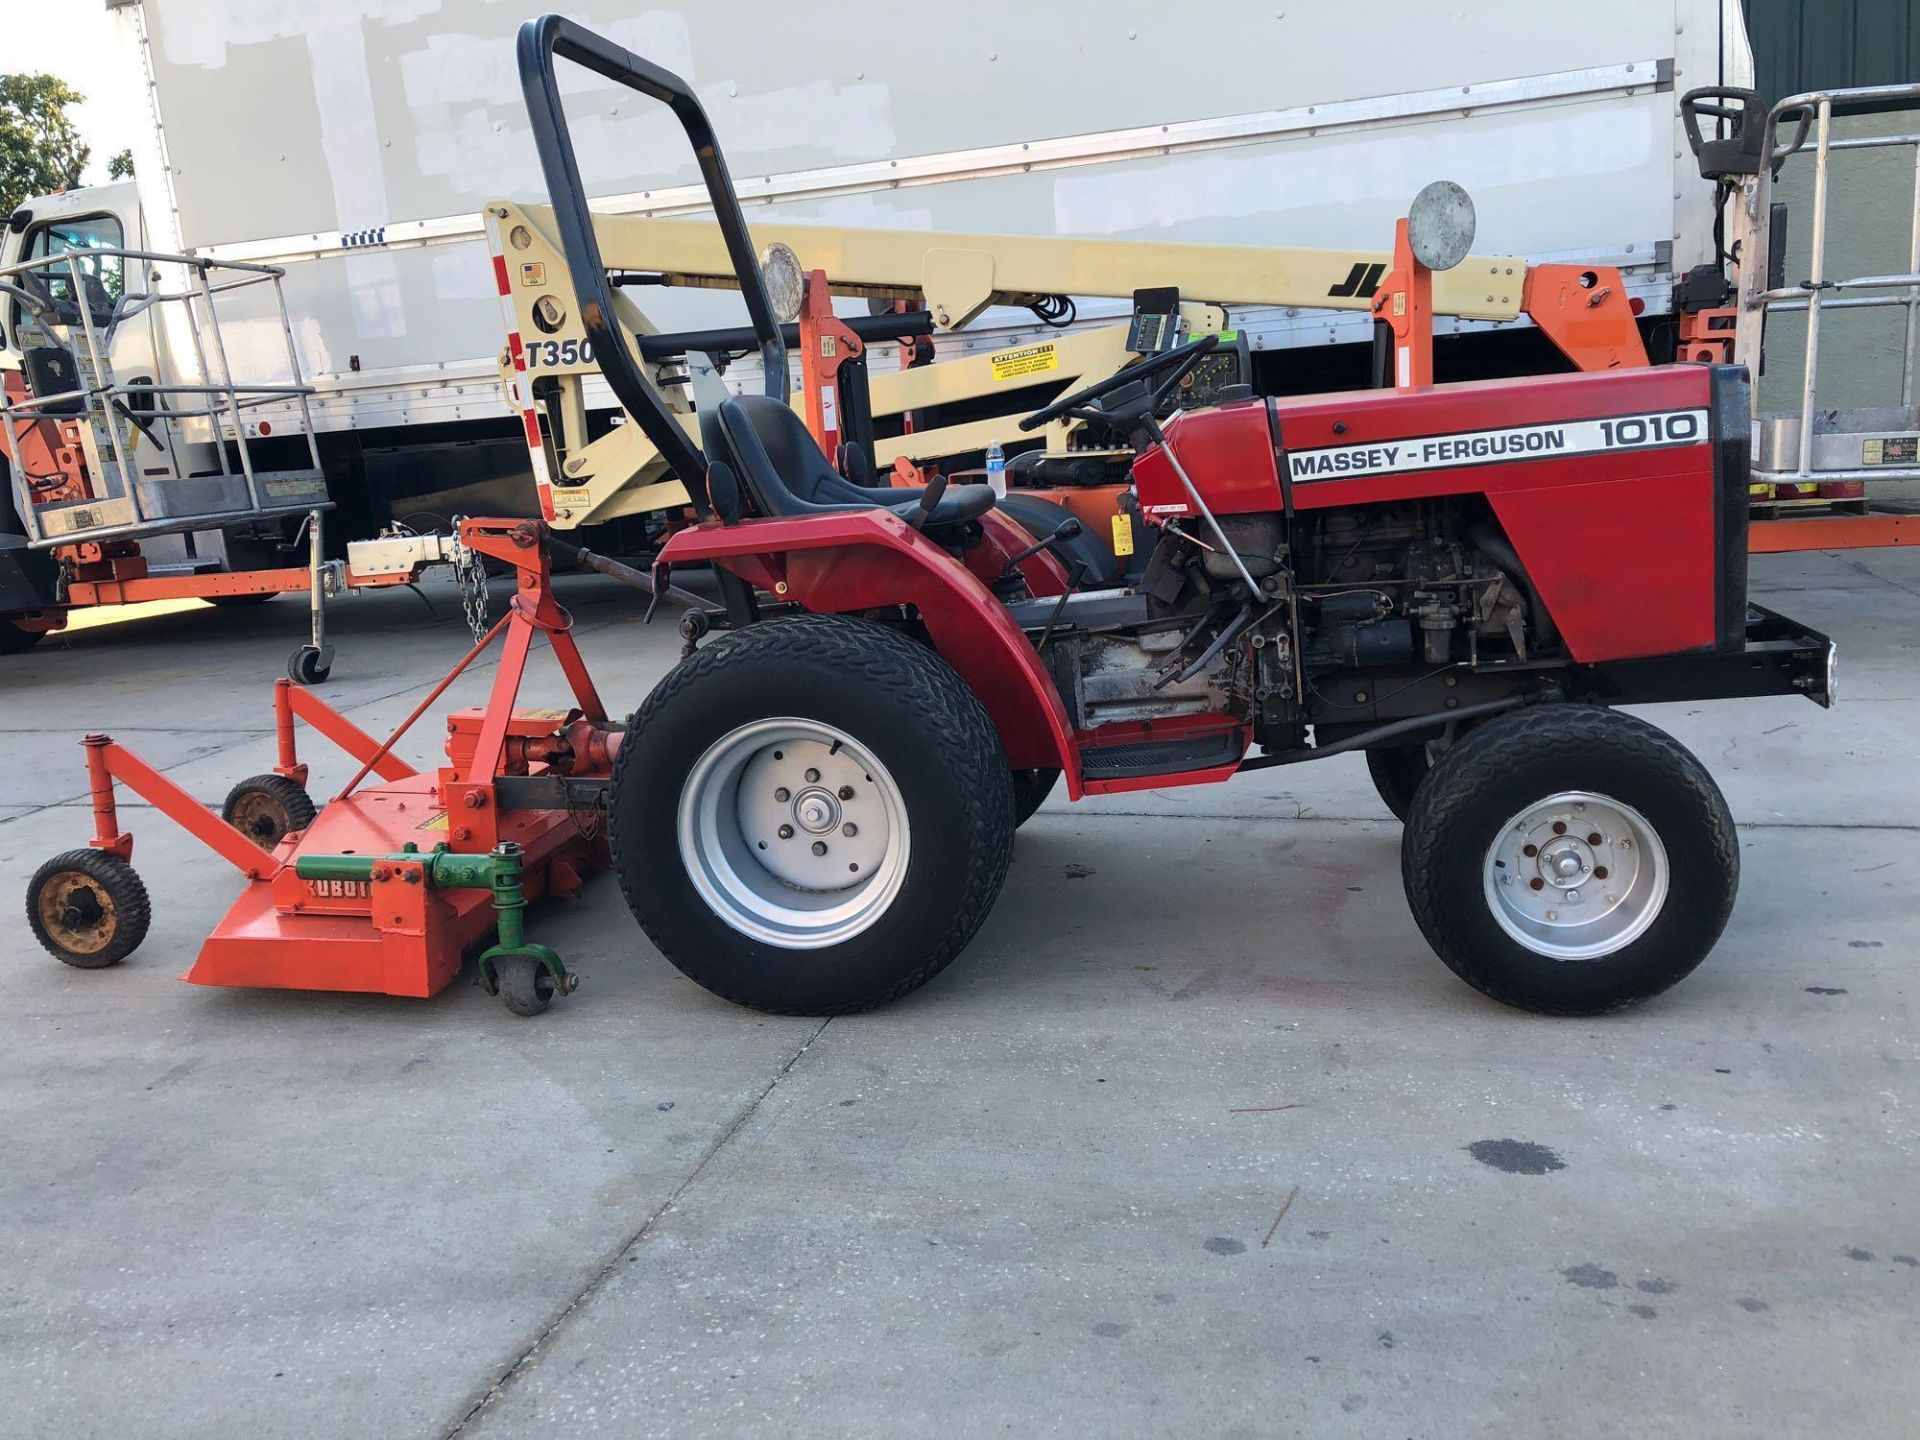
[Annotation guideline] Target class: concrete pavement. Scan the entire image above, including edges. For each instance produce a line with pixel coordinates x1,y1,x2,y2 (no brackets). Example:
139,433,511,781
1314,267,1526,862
0,549,1913,1437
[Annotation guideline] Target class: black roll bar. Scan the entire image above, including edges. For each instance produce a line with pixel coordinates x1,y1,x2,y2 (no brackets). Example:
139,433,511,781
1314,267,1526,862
516,14,788,516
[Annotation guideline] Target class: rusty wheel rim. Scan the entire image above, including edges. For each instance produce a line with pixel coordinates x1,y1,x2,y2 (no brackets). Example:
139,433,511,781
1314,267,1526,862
229,790,292,847
36,872,118,956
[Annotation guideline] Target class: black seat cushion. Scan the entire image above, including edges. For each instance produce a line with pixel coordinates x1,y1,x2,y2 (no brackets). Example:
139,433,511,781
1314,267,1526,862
716,395,995,528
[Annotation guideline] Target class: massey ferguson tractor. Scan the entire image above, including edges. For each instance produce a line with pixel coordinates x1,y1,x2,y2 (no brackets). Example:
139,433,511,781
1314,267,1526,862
517,19,1833,1018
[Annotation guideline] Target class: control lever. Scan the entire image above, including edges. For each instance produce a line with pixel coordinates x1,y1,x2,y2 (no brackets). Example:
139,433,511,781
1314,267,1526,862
905,472,949,532
1000,516,1082,576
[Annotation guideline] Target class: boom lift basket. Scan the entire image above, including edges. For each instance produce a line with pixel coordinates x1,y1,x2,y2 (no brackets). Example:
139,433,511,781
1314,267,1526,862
0,245,328,548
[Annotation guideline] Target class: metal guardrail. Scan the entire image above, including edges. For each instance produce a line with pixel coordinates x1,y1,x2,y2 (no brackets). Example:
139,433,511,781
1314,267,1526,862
0,245,328,547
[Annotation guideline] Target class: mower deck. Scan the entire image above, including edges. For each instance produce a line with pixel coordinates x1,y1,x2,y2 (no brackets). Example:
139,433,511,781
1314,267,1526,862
187,776,592,998
28,518,628,1017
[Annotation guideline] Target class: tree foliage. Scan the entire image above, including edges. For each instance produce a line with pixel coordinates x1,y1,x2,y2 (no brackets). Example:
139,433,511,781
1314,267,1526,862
108,148,133,181
0,73,90,217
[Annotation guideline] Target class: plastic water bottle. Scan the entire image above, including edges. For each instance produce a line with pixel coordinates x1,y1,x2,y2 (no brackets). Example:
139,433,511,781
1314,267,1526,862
985,439,1007,498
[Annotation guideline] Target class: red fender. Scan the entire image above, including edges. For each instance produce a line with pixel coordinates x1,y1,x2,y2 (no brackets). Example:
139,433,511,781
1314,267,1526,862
658,512,1082,794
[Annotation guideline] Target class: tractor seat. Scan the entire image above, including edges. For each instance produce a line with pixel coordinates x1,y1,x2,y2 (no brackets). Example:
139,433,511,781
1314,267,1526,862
714,394,996,529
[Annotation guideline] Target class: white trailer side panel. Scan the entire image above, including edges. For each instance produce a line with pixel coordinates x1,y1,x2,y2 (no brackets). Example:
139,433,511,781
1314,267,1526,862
117,0,1751,428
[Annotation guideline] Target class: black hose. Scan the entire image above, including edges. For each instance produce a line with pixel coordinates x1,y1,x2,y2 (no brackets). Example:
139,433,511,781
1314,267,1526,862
1236,696,1527,772
1466,521,1557,651
1156,601,1254,690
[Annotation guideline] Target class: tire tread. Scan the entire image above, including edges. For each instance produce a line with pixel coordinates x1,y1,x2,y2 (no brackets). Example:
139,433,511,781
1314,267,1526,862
611,615,1015,1014
1402,706,1737,1015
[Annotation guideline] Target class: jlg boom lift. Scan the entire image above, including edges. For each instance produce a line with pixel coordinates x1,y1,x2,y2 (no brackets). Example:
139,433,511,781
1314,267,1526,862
484,194,1649,539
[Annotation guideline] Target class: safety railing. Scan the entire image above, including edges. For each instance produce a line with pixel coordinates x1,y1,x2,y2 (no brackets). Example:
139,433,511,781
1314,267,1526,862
1741,82,1920,488
0,246,328,547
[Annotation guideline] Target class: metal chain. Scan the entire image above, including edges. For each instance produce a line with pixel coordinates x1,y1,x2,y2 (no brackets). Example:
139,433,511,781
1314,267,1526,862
450,514,489,645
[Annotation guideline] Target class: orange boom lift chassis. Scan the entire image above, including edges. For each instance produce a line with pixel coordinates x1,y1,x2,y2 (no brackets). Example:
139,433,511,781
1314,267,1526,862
23,517,684,1015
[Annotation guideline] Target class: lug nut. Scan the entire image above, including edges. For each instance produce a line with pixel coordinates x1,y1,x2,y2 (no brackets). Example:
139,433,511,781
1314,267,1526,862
838,785,855,800
1529,877,1545,891
842,822,858,837
1593,866,1609,880
804,767,821,783
1551,821,1567,835
775,787,790,802
811,840,828,856
1587,832,1603,846
1522,843,1539,857
778,824,794,839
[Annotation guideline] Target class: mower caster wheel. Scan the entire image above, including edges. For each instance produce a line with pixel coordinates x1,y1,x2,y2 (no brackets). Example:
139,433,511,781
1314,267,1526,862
222,774,317,849
287,644,332,686
494,955,555,1017
27,849,151,969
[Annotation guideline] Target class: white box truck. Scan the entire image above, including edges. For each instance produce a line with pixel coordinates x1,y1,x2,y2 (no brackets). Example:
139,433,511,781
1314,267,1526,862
1,0,1754,625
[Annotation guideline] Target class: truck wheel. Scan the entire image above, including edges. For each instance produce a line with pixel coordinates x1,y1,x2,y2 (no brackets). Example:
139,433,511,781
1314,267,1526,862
609,614,1016,1014
1364,744,1430,822
0,618,45,655
1011,767,1059,826
1401,706,1737,1016
27,850,151,968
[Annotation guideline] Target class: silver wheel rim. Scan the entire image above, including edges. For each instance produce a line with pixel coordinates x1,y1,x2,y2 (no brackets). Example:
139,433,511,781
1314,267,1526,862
677,718,910,949
1483,790,1670,961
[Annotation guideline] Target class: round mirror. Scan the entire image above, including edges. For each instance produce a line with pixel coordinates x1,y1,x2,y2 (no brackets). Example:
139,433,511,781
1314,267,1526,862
1407,181,1476,272
759,242,804,324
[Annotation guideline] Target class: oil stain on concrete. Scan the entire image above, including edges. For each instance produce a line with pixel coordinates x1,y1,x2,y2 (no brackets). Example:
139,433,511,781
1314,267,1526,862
1468,1138,1566,1175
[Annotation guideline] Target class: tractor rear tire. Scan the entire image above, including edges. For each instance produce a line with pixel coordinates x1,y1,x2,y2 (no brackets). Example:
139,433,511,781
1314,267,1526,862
1011,767,1060,826
1364,744,1431,822
27,850,151,969
610,614,1017,1014
1401,706,1737,1016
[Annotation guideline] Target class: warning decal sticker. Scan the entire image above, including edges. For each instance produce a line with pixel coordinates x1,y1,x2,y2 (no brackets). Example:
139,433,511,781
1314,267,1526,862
989,342,1059,383
1287,409,1709,483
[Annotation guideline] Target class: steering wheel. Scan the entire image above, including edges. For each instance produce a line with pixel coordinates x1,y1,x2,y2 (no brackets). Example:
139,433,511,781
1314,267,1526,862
1017,334,1219,433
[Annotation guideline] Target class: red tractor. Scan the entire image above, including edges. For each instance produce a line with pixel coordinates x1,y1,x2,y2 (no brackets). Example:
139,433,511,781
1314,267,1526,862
521,19,1833,1018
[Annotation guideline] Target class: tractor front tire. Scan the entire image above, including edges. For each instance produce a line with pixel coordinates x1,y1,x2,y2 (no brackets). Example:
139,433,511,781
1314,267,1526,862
1401,706,1738,1016
1365,743,1431,822
1011,767,1060,827
610,615,1017,1014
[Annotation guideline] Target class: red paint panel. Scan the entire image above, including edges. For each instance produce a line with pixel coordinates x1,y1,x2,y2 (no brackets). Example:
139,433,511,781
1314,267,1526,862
1276,365,1710,454
1277,367,1720,663
660,514,1080,789
491,253,513,296
1132,399,1280,518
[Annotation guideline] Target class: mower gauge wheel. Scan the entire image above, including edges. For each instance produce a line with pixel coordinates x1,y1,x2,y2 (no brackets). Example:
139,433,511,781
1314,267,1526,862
494,955,556,1017
221,774,318,849
27,849,152,969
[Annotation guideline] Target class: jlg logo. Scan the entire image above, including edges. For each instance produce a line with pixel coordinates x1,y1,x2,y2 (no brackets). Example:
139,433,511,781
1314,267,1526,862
305,879,371,899
1327,262,1387,299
